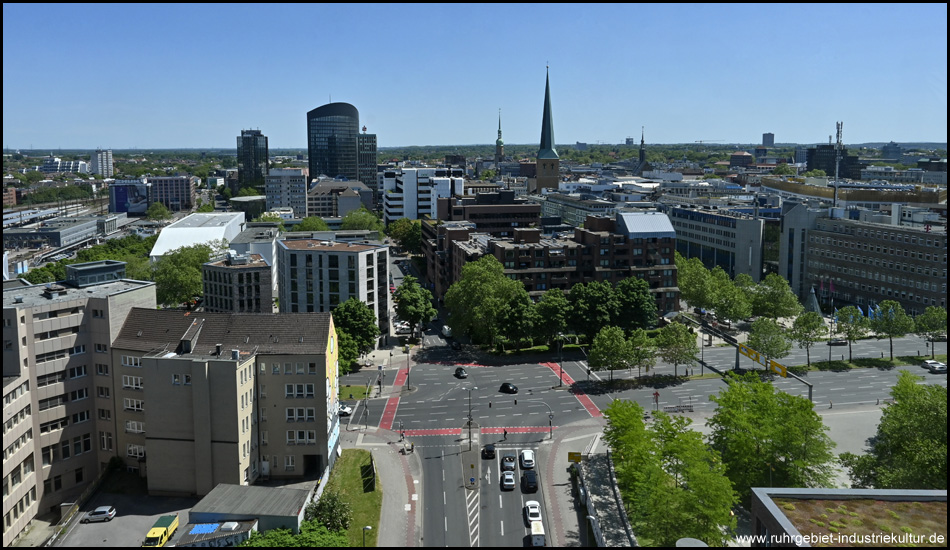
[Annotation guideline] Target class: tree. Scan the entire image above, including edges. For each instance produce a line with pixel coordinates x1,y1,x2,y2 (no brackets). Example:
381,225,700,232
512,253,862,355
709,267,751,324
751,273,803,320
152,241,224,306
802,169,827,177
146,201,171,221
305,489,353,532
868,300,914,360
568,281,619,340
840,371,947,490
237,187,259,197
335,330,359,375
790,311,826,367
675,253,717,311
296,216,330,232
603,400,737,547
915,306,948,358
331,298,379,356
708,372,836,503
386,217,422,253
835,306,869,362
771,163,796,176
655,322,698,377
392,275,436,338
628,328,656,378
444,256,523,346
340,207,384,233
747,318,792,365
242,521,348,547
497,289,537,350
196,202,215,213
534,289,570,346
614,277,657,332
589,326,633,381
253,212,285,230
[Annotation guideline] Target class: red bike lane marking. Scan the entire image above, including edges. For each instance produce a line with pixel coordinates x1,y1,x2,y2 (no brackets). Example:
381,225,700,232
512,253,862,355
379,367,411,431
540,362,602,417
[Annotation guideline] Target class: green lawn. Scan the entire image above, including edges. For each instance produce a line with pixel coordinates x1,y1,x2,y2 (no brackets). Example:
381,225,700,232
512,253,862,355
325,449,383,547
340,383,371,401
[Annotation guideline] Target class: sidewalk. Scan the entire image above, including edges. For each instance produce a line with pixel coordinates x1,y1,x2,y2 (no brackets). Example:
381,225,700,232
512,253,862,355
339,343,422,547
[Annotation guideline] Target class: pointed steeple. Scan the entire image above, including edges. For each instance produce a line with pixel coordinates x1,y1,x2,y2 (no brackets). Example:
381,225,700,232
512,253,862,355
538,67,558,160
639,126,646,164
496,109,504,147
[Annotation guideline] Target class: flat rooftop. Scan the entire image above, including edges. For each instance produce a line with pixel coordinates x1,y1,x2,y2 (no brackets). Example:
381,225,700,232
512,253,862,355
3,279,155,309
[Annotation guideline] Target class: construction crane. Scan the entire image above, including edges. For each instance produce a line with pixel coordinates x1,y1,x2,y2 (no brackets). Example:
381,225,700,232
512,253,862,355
695,139,724,144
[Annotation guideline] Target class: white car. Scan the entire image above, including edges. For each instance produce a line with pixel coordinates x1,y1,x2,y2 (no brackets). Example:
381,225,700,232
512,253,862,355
922,360,944,370
524,501,542,523
520,449,536,469
338,404,353,417
82,506,116,523
501,471,516,491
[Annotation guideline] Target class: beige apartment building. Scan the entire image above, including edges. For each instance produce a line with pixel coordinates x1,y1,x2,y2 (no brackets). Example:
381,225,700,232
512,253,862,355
2,262,156,547
110,309,340,496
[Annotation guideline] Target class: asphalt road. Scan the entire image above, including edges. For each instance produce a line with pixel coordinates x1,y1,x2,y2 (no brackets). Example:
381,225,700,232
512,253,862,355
341,329,945,548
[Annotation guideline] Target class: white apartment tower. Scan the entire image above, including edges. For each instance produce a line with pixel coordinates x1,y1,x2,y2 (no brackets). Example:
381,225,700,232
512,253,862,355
380,167,464,225
90,149,114,178
265,168,310,218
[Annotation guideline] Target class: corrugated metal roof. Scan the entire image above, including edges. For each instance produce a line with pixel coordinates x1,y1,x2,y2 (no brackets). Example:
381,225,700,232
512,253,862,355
190,484,310,518
616,212,676,239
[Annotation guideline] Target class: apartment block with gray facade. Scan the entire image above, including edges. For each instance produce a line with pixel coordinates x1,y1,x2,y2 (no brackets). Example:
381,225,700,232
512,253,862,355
109,309,339,496
2,262,155,547
277,239,389,339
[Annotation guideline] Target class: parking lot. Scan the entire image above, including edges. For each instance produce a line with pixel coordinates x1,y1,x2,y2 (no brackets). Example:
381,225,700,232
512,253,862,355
56,489,197,547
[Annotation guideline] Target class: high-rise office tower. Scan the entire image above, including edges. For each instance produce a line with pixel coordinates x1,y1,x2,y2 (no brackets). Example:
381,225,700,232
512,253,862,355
762,132,775,147
237,129,269,192
357,130,378,204
307,103,360,182
535,68,560,192
307,103,378,206
91,148,114,178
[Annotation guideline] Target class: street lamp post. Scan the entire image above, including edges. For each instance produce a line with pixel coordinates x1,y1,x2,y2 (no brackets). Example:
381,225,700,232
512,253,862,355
467,387,477,450
362,526,372,547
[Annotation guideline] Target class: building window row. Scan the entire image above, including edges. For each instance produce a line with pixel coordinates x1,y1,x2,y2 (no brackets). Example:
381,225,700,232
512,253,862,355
3,429,32,462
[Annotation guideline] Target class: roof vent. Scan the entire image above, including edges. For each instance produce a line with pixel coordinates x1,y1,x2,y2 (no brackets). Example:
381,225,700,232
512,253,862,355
14,296,24,303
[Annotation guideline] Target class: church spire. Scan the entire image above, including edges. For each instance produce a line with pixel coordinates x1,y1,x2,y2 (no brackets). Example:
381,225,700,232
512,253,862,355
639,126,646,164
538,67,557,160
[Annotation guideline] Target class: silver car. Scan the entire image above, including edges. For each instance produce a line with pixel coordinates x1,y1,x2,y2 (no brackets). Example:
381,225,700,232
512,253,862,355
82,506,116,523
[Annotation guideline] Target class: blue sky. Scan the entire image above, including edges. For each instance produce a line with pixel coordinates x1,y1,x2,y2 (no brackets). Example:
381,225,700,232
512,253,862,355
3,4,947,149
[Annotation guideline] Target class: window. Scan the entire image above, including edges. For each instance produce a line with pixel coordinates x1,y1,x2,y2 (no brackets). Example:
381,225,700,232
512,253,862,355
96,363,109,376
284,363,293,374
122,355,141,367
125,420,145,433
285,384,294,397
97,386,110,398
98,408,111,421
172,374,181,385
123,398,144,412
285,455,295,471
72,411,90,424
95,343,108,353
122,376,143,390
69,389,88,402
127,444,146,458
68,366,87,379
184,375,191,385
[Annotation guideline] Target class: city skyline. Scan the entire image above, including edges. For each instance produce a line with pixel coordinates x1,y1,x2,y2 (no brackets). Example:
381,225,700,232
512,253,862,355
2,4,947,149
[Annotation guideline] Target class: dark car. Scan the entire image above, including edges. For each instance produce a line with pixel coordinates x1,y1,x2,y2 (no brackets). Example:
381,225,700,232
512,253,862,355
482,444,496,459
521,470,538,493
499,383,519,394
455,367,468,379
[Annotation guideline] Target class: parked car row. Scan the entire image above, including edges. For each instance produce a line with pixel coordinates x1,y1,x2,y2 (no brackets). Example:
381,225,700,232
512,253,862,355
492,448,539,493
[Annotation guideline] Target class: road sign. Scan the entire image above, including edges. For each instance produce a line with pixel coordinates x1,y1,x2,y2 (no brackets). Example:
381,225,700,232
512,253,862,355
470,477,475,484
568,452,582,463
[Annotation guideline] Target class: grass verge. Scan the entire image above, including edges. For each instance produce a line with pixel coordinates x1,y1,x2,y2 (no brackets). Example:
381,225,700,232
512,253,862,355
325,449,383,547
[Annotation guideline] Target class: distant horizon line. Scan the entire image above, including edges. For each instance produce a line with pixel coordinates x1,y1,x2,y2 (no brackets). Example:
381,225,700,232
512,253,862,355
4,141,947,153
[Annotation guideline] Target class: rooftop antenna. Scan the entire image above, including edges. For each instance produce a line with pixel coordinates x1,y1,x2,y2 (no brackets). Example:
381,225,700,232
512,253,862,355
833,121,843,209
